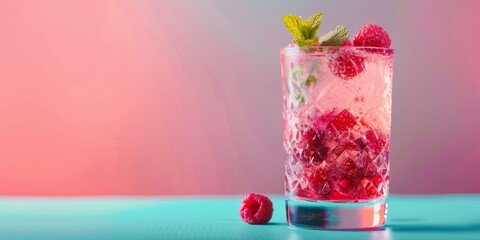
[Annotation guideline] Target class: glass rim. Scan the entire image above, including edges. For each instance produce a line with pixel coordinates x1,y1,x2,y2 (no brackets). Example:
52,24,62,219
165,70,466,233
280,46,394,56
281,46,394,51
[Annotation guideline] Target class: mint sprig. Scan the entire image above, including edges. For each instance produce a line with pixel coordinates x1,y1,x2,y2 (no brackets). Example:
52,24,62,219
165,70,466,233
282,13,323,47
282,12,350,104
319,25,349,46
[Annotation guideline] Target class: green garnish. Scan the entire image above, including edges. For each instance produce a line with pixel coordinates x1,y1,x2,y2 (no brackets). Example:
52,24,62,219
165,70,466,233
305,75,317,86
282,13,323,47
282,13,349,47
319,25,349,46
283,12,350,104
295,90,306,104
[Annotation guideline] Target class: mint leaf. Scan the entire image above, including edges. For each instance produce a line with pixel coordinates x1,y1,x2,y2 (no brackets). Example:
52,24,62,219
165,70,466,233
306,13,322,25
296,91,305,104
282,12,323,47
319,25,349,46
306,13,322,35
282,15,305,40
305,75,317,86
294,36,319,48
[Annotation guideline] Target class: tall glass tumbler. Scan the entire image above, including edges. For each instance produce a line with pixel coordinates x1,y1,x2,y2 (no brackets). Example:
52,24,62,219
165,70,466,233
281,46,393,230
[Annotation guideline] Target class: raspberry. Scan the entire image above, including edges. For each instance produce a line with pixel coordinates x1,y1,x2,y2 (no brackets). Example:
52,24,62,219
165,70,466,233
305,168,331,196
293,186,311,199
297,128,328,164
372,175,383,187
360,177,378,196
310,109,336,130
354,185,369,201
328,48,365,80
365,129,386,155
353,24,391,48
239,193,273,224
330,109,357,132
328,190,343,200
338,178,355,192
340,39,352,46
332,141,355,158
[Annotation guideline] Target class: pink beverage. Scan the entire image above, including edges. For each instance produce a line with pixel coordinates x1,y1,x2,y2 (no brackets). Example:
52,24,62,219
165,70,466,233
281,46,393,229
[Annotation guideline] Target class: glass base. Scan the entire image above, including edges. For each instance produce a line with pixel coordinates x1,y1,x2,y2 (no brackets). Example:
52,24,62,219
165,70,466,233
286,197,387,230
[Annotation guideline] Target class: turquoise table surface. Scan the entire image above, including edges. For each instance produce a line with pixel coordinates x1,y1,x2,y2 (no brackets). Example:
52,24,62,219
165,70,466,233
0,195,479,240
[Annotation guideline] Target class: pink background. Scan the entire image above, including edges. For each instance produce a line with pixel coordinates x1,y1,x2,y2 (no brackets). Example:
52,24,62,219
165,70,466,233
0,1,479,195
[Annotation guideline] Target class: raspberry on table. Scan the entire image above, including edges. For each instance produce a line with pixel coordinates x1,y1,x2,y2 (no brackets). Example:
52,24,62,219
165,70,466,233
353,24,391,48
239,193,273,224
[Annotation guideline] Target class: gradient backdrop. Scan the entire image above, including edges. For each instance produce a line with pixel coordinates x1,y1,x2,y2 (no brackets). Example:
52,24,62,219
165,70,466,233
0,0,479,195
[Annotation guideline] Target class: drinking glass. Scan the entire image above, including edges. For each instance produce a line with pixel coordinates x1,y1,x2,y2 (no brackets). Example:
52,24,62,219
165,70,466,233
281,46,393,229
